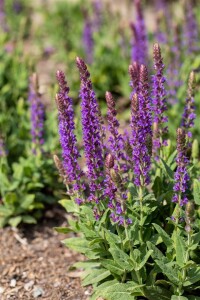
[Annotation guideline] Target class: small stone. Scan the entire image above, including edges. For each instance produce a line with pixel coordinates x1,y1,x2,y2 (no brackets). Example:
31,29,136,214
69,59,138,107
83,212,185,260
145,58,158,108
84,290,91,296
24,280,34,291
53,281,60,288
10,279,17,287
33,286,44,298
0,287,5,294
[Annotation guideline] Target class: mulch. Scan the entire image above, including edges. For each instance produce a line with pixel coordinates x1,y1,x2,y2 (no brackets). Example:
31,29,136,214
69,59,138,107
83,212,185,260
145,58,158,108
0,207,92,300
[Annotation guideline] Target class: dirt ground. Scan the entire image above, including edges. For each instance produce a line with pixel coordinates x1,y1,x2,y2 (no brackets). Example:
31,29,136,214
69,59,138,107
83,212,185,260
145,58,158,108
0,208,92,300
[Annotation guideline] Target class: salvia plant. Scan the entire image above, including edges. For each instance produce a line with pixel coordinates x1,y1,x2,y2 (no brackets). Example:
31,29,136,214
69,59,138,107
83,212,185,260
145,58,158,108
55,43,200,300
0,68,61,227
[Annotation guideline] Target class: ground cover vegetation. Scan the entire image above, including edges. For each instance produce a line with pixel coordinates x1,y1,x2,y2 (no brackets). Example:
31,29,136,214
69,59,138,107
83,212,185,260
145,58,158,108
1,0,200,299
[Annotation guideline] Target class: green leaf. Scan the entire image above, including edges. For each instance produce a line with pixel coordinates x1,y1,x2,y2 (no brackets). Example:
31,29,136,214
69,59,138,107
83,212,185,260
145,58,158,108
153,176,163,197
187,296,200,300
147,241,168,262
98,208,109,228
183,267,200,286
12,163,23,180
155,280,173,288
155,259,179,285
62,237,89,253
98,282,136,300
192,232,200,245
4,192,18,205
20,194,35,209
73,261,101,269
171,296,188,300
0,205,14,217
160,158,174,180
22,215,37,224
175,234,186,267
193,179,200,205
128,182,138,199
59,199,79,213
167,150,177,167
143,286,172,300
67,216,80,232
80,206,95,221
8,216,22,227
54,227,74,234
89,237,104,246
0,216,8,228
153,223,173,249
109,247,134,271
78,223,97,238
101,259,124,275
104,229,121,245
137,250,153,271
82,268,111,286
91,280,118,300
147,242,179,285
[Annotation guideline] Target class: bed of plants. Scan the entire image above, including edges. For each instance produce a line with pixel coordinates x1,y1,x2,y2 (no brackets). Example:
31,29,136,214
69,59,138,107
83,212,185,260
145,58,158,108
1,0,200,299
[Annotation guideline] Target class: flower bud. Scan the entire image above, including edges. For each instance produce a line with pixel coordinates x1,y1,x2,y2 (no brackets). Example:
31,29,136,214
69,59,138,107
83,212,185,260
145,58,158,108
54,155,65,176
105,153,114,169
188,71,196,98
110,169,122,186
185,201,195,219
146,133,152,156
124,140,133,158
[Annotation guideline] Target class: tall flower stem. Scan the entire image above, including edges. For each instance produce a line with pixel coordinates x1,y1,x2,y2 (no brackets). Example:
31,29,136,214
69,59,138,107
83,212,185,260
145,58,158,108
152,43,168,160
138,185,144,245
76,57,104,205
56,70,83,195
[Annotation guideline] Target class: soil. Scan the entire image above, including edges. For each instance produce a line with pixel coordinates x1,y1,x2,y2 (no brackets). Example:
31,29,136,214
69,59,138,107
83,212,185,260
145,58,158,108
0,207,92,300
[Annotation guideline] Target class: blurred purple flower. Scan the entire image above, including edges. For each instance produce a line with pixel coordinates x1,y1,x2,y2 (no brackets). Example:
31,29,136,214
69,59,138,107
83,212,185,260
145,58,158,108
131,0,148,64
82,12,94,64
181,71,196,133
28,74,45,155
184,1,199,54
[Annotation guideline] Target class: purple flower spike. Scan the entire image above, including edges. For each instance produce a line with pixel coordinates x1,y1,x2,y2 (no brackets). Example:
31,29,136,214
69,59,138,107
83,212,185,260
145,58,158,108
105,153,117,202
0,0,7,31
131,0,148,64
129,61,140,95
184,1,199,54
167,25,183,104
76,57,104,193
105,92,123,161
92,0,102,31
56,70,82,187
152,43,168,159
131,79,152,187
28,74,45,155
172,128,190,206
181,71,196,134
130,22,140,63
155,11,167,45
82,11,94,65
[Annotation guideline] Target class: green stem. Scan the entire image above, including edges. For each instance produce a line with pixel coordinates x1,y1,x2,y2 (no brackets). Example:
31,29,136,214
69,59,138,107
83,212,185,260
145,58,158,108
139,186,144,245
182,230,192,283
124,222,143,286
122,270,127,283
